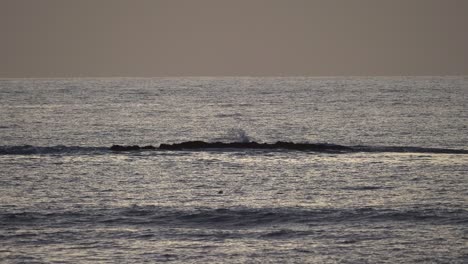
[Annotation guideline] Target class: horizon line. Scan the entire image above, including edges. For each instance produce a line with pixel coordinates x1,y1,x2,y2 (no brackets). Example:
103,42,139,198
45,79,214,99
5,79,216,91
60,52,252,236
1,75,467,80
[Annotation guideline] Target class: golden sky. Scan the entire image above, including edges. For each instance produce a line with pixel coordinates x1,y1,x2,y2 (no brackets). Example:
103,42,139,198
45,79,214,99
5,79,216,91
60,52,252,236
1,0,467,77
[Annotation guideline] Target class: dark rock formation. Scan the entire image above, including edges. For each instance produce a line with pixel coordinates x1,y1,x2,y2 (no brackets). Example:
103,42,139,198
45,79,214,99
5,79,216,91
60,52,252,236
158,141,352,152
110,145,156,151
109,141,468,154
110,141,351,152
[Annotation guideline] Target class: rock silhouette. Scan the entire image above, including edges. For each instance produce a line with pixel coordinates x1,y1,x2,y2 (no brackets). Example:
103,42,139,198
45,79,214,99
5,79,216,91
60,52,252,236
110,145,156,151
109,141,468,154
159,141,353,151
111,141,352,152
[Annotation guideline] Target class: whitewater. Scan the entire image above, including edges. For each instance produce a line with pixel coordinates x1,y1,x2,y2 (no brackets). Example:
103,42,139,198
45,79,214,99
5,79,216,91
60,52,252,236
0,77,467,263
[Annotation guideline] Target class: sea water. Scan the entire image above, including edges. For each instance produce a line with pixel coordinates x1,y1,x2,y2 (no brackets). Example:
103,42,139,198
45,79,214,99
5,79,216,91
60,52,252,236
0,77,467,263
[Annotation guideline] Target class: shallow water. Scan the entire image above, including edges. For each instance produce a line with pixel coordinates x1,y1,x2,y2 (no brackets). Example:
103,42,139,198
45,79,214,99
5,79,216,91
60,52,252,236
0,77,467,263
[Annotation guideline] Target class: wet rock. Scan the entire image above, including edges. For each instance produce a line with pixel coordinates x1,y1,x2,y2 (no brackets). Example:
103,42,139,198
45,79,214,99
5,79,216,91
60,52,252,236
110,145,156,151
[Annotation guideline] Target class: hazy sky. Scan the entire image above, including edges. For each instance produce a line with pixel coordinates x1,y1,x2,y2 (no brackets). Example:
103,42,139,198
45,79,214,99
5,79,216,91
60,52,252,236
1,0,468,77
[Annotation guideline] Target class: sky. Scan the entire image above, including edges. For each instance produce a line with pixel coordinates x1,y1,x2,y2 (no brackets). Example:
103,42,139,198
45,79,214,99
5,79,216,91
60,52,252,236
1,0,468,77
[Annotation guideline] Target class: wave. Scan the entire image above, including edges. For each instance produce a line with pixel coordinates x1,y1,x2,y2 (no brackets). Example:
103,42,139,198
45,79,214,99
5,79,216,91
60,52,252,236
2,206,466,228
0,145,109,155
1,142,467,155
350,145,468,154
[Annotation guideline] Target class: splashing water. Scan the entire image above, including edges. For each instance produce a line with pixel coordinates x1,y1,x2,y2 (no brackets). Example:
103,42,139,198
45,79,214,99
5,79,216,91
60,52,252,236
226,128,251,143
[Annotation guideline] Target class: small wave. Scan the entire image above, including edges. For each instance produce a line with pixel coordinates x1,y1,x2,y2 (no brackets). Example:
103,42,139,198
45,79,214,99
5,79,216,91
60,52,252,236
341,186,393,191
2,206,466,228
0,145,108,155
260,229,312,239
214,113,243,118
351,145,468,154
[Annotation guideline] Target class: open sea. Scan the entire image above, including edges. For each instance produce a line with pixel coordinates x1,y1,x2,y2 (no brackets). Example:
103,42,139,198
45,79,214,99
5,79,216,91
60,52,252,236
0,77,467,263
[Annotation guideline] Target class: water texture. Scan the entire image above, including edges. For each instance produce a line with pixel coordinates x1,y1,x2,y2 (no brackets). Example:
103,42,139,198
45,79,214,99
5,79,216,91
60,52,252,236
0,77,467,263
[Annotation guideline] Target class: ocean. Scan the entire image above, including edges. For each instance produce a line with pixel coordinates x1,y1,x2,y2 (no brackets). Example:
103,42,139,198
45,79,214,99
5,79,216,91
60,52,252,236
0,77,467,263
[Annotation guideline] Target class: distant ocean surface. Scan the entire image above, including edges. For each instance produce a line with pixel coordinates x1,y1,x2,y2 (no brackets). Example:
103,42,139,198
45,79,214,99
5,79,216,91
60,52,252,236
0,77,467,263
